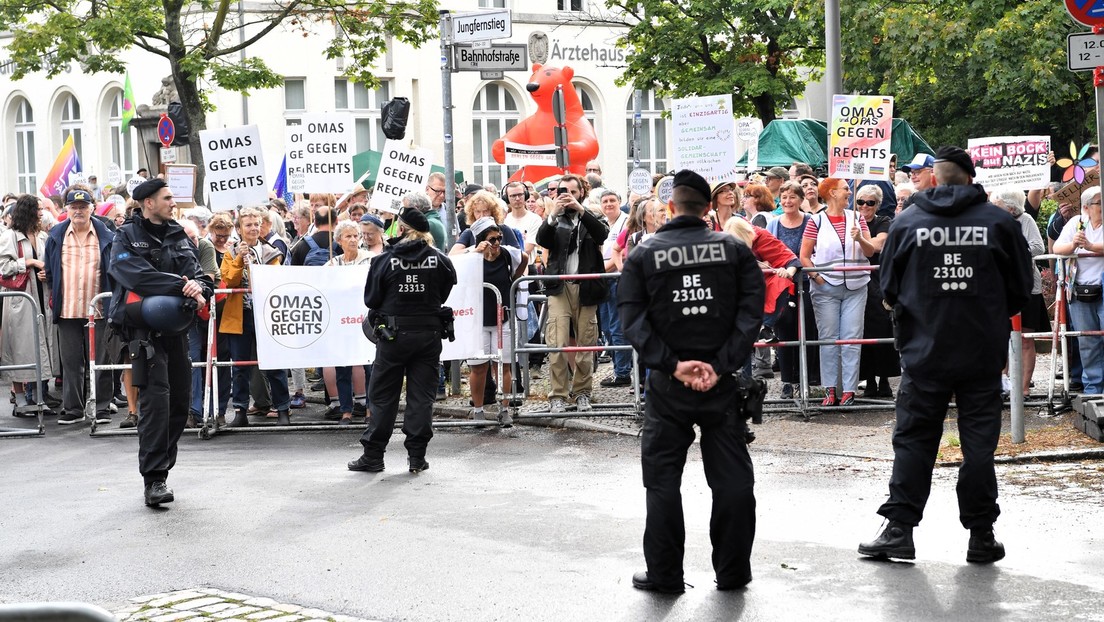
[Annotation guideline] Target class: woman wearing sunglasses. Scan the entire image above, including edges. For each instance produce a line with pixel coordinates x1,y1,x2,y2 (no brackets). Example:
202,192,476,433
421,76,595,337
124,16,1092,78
854,186,899,399
459,217,525,427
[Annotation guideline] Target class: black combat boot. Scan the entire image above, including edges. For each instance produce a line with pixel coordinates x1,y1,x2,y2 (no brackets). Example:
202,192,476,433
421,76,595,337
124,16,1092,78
966,527,1005,563
276,410,291,426
858,520,916,560
227,408,250,428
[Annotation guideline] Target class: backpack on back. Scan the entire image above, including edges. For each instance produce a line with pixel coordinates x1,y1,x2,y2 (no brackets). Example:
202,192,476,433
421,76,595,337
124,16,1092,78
302,235,332,266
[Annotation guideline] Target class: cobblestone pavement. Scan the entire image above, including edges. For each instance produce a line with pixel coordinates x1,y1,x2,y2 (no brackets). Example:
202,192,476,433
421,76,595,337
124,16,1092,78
115,590,377,622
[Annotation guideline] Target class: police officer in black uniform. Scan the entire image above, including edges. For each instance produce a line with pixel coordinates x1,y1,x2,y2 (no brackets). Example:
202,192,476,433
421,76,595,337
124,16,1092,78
108,179,213,507
348,207,457,474
859,147,1032,563
618,170,765,593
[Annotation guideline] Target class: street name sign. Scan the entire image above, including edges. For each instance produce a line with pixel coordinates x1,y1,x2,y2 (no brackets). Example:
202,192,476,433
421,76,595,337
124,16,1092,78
451,9,511,43
452,44,527,72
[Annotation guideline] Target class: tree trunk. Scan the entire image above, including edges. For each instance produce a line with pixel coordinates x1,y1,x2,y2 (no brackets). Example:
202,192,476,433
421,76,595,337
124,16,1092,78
754,93,776,126
170,62,208,205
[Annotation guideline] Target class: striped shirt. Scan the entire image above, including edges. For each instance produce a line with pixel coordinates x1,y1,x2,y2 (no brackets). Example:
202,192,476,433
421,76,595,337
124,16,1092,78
60,225,101,319
802,212,869,242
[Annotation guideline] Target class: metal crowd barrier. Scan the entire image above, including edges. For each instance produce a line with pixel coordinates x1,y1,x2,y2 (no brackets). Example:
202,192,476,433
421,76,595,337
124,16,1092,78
198,285,507,439
509,272,643,419
0,291,49,438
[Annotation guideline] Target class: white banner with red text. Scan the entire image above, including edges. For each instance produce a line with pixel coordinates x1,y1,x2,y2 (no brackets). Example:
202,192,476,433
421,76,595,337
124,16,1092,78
249,255,484,369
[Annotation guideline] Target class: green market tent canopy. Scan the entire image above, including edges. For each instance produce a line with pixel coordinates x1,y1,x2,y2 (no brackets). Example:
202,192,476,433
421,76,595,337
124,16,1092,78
736,118,933,171
351,149,464,188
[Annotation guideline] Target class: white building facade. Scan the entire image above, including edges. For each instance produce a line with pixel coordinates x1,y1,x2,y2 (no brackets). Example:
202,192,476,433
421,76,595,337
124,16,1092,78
1,0,824,200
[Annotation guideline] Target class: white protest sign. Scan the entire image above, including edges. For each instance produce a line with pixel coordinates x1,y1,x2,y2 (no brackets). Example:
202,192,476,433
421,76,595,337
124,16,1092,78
199,124,267,211
126,177,145,196
165,164,197,206
286,113,355,194
671,94,737,183
69,172,87,186
736,117,763,173
440,254,484,361
370,139,434,215
967,135,1051,190
656,176,674,204
504,142,557,167
250,256,484,369
828,94,894,181
629,168,653,196
106,163,123,186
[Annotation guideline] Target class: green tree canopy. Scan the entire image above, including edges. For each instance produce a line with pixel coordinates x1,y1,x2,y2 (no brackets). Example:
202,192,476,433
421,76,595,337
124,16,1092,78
0,0,438,196
602,0,826,122
841,0,1095,148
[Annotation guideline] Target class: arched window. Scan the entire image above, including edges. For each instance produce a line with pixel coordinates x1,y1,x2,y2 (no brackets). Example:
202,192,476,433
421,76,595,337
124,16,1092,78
574,82,599,138
471,83,520,188
108,90,137,172
59,94,83,162
14,98,37,194
625,90,667,176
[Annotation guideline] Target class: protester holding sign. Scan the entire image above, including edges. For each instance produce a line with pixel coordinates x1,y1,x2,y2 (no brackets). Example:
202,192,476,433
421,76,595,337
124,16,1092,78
219,206,293,427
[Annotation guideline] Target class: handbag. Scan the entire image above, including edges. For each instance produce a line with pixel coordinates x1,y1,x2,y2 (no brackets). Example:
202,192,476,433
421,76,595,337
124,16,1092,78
1074,283,1102,303
0,232,29,291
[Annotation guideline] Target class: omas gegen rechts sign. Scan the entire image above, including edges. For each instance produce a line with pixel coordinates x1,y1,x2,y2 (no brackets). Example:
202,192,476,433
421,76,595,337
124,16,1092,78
198,125,268,211
261,284,331,349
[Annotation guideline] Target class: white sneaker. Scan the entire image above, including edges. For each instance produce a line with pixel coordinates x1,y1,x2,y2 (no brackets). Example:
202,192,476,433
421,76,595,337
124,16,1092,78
470,408,485,421
575,395,592,412
549,398,567,413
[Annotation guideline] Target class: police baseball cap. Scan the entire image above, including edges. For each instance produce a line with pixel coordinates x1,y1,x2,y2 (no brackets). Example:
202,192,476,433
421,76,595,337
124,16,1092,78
934,146,977,178
132,179,168,202
672,170,711,203
66,189,94,205
901,153,935,173
398,207,430,233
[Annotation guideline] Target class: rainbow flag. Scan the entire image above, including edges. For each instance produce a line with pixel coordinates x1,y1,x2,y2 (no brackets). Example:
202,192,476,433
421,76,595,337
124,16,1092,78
39,135,81,198
121,72,136,133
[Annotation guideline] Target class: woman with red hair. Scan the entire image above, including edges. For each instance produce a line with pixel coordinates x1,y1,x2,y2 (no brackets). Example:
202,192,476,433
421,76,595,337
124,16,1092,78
799,178,877,406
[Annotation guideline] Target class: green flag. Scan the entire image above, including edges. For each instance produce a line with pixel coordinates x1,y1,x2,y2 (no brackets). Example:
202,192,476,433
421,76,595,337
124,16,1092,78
121,72,136,133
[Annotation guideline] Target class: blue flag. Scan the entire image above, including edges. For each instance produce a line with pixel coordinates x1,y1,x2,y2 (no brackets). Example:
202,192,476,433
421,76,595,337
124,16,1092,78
272,155,294,207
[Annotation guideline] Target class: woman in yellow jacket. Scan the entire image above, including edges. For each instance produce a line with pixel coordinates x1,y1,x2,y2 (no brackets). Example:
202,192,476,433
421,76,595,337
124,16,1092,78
220,206,291,427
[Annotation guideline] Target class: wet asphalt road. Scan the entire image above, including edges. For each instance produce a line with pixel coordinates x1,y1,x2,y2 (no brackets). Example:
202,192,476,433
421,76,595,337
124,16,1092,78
1,422,1102,622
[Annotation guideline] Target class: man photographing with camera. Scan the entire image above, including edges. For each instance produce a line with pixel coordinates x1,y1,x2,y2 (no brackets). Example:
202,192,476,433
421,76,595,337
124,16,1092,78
534,173,609,414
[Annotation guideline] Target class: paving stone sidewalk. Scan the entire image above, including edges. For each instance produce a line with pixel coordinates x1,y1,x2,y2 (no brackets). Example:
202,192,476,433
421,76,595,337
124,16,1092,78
115,590,377,622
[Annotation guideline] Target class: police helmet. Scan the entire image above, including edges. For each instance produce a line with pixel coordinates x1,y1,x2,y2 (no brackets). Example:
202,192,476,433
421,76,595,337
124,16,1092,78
124,295,197,334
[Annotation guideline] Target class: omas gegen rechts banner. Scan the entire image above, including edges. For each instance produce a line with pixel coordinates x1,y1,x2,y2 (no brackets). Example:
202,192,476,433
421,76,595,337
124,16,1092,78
249,257,485,369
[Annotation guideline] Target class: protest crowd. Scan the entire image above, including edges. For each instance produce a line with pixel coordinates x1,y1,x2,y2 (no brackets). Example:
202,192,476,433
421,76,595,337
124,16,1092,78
0,145,1096,430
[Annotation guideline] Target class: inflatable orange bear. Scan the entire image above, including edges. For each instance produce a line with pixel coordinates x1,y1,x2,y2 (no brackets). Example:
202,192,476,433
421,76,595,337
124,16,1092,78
491,65,599,183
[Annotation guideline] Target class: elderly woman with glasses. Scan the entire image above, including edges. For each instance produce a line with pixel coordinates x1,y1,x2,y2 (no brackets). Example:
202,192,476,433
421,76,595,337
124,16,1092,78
853,185,900,398
800,178,876,406
1054,186,1104,394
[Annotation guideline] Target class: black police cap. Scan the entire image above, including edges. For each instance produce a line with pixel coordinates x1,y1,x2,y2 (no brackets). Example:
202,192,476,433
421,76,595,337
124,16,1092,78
934,146,977,178
132,179,168,202
398,207,430,233
672,169,711,203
